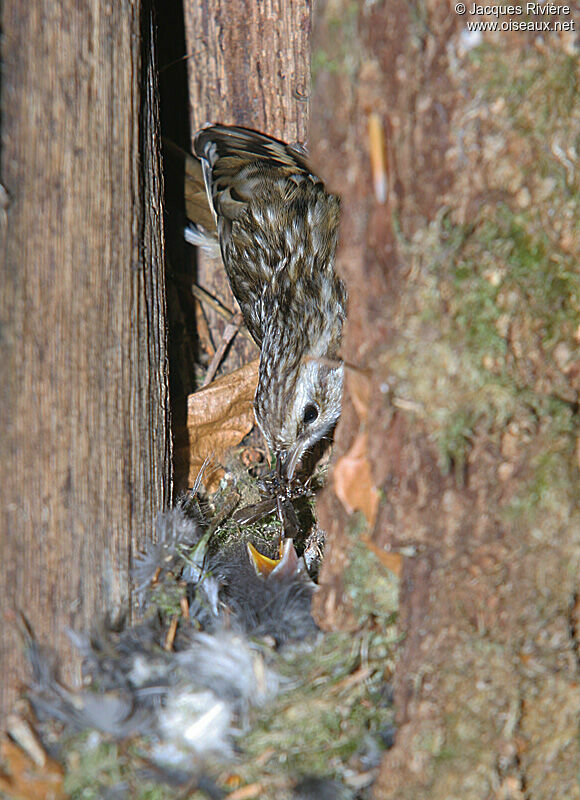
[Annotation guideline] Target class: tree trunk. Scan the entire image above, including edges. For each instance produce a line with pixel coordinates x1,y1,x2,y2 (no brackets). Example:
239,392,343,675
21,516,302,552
310,2,580,798
184,0,311,143
0,0,170,722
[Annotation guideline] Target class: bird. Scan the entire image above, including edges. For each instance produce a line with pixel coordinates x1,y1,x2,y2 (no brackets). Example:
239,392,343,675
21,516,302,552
178,125,347,483
20,506,355,796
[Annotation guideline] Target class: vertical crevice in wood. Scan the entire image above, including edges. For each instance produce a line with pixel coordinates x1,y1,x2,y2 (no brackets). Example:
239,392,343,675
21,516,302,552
133,0,173,573
156,0,196,494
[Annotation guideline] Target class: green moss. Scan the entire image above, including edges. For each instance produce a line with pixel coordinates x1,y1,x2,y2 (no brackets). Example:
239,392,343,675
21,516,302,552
506,400,579,519
387,182,579,486
432,407,476,479
239,628,396,789
447,206,580,365
63,734,198,799
64,737,124,799
473,45,578,138
344,526,400,627
311,47,342,78
311,0,360,82
146,577,187,619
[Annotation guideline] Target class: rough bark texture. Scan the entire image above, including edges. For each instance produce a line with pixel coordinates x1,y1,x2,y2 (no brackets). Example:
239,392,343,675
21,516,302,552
0,0,170,721
185,0,311,144
310,1,580,798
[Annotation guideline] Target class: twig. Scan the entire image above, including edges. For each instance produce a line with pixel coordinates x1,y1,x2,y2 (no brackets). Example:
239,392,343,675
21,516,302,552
191,284,254,343
193,297,215,357
202,311,245,386
164,614,179,652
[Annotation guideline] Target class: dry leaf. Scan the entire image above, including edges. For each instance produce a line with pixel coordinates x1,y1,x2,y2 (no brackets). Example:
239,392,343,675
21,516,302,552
187,359,259,491
346,368,372,422
0,736,65,800
333,370,380,526
361,535,403,577
333,430,379,527
226,783,265,800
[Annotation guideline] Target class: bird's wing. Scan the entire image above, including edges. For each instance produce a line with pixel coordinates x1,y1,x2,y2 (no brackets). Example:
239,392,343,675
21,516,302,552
194,124,317,223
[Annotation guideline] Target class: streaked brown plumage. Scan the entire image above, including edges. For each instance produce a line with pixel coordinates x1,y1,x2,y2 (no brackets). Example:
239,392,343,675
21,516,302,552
181,125,347,481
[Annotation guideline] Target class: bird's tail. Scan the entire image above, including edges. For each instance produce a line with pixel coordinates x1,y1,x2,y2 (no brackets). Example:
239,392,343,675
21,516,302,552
162,138,219,253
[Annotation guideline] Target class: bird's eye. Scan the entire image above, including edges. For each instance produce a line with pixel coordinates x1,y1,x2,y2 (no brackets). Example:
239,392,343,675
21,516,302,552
303,403,319,425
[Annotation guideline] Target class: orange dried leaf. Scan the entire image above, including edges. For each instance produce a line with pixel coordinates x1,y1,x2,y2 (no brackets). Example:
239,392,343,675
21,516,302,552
361,535,403,577
227,783,265,800
187,359,259,491
346,369,372,422
334,430,379,527
0,736,65,800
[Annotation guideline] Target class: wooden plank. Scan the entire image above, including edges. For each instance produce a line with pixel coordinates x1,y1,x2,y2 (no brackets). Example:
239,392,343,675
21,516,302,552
0,0,170,720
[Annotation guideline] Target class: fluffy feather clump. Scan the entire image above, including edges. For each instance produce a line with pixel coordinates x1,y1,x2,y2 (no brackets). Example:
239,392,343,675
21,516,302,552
22,507,332,794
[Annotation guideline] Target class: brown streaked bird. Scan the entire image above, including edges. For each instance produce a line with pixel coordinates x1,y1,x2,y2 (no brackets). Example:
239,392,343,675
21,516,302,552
179,125,347,482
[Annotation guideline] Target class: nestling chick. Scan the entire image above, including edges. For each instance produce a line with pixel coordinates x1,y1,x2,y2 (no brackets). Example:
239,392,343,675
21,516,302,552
185,125,347,480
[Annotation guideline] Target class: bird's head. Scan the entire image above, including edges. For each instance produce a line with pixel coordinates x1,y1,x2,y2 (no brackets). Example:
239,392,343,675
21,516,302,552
254,353,344,481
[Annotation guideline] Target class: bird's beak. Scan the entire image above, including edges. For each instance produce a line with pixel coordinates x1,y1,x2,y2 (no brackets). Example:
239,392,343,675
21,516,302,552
279,444,302,483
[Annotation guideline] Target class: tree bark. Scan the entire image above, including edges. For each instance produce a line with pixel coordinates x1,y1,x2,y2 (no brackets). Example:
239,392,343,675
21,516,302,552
0,0,170,721
184,0,311,144
310,1,580,798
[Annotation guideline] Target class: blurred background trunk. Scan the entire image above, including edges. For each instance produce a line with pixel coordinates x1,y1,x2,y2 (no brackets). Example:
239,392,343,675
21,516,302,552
0,0,171,722
309,2,580,798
